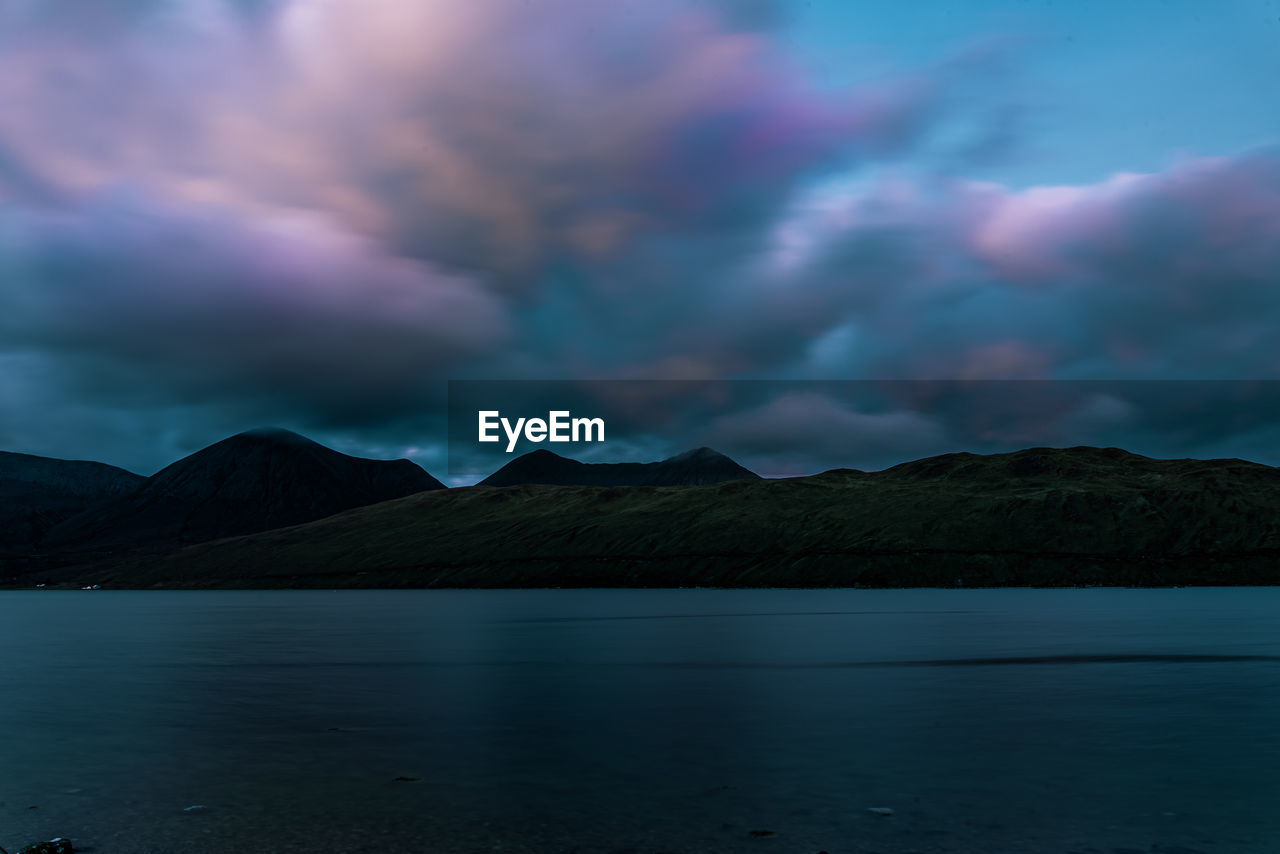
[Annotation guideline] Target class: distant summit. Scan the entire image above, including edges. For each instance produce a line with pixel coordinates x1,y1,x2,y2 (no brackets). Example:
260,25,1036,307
0,451,144,554
880,445,1160,482
43,428,445,550
478,446,760,487
0,450,144,498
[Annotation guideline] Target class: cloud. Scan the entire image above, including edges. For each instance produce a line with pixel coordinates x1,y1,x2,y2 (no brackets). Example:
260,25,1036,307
644,146,1280,384
701,391,946,473
0,0,1013,470
1,0,1278,475
1,190,507,419
965,149,1280,377
0,0,958,279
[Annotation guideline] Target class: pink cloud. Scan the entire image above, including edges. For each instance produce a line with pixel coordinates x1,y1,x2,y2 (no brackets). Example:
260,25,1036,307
0,0,965,277
966,152,1280,288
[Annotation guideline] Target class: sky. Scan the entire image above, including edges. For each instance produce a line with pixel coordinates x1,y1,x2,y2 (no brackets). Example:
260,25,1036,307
1,0,1278,479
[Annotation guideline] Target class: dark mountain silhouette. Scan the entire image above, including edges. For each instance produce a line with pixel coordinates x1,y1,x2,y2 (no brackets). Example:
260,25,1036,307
41,428,444,552
479,446,760,487
0,452,144,553
56,445,1280,590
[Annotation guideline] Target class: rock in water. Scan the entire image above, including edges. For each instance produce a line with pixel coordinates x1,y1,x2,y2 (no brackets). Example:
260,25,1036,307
17,839,74,854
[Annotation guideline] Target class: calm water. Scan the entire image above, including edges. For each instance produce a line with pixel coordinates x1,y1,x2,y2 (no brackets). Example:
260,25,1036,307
0,588,1277,854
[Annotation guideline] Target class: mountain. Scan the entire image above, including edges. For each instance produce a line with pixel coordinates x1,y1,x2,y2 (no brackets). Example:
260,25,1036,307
41,428,445,552
478,446,760,487
0,452,144,553
60,445,1280,589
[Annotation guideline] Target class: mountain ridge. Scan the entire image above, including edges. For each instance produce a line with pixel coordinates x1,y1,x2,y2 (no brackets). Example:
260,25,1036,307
39,428,445,553
0,451,145,554
23,444,1280,589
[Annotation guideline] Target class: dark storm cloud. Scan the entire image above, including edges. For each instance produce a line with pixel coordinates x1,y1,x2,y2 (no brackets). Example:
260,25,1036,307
1,190,506,414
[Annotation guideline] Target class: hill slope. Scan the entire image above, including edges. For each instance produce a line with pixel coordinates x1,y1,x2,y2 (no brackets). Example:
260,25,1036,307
478,447,760,487
73,445,1280,589
42,428,445,552
0,452,144,553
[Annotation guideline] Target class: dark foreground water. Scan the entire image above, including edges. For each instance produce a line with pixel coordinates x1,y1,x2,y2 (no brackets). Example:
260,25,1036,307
1,589,1277,854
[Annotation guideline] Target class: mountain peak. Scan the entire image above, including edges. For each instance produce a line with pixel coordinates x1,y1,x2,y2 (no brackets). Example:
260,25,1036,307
522,448,572,461
664,446,729,463
228,427,315,446
43,429,445,550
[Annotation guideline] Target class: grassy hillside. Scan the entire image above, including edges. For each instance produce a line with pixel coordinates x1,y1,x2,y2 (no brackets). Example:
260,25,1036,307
58,446,1280,589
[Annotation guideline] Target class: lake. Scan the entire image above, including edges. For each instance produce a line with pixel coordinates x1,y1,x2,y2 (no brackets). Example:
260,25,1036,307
1,588,1277,853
